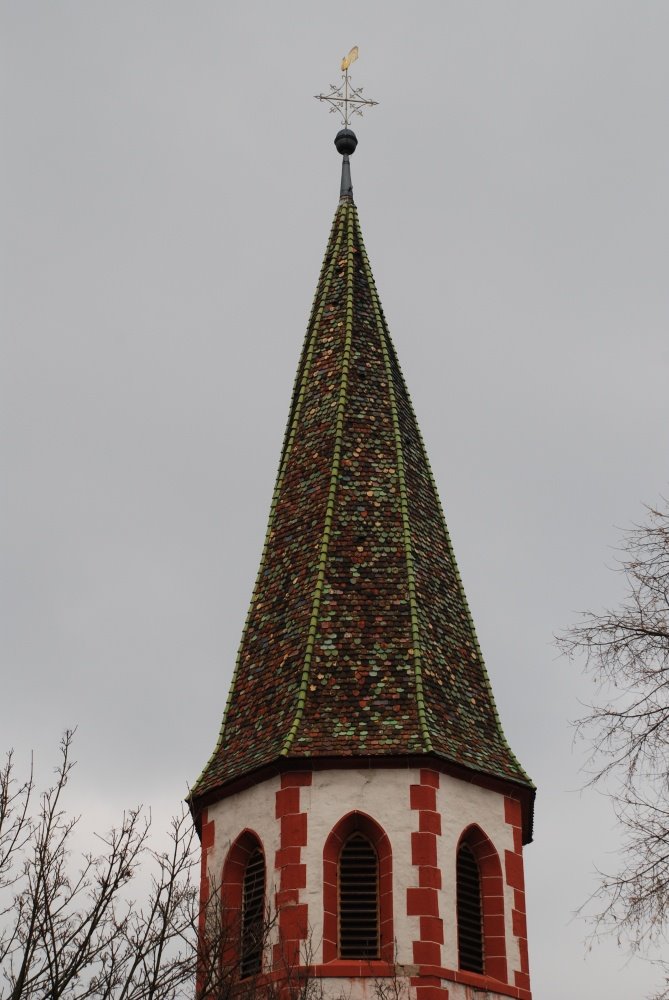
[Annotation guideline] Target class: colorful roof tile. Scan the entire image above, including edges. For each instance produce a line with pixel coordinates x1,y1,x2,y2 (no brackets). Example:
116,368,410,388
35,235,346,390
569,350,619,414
192,188,533,804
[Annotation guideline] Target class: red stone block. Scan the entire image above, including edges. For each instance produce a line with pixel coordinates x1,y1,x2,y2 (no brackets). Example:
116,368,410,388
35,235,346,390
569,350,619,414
281,812,307,847
279,902,308,940
323,858,337,886
315,961,378,977
275,846,302,869
514,970,531,991
419,810,442,835
377,833,392,861
281,938,300,966
201,820,215,849
504,796,522,828
414,986,448,1000
467,827,487,850
481,874,504,896
513,827,523,853
275,787,301,817
380,915,394,941
275,888,300,908
486,954,508,983
512,907,527,939
483,913,505,938
379,870,393,897
281,772,312,787
406,887,439,916
486,934,507,957
221,881,242,909
323,830,344,858
505,850,525,892
420,769,440,788
281,863,306,890
412,831,437,867
420,916,444,944
323,878,336,909
412,940,441,965
223,858,245,881
476,843,498,863
484,893,505,916
518,935,529,971
322,927,337,962
410,784,437,811
419,866,442,889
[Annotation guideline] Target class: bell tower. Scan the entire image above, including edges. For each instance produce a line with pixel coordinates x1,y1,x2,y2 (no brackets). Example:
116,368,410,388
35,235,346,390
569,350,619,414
190,53,534,1000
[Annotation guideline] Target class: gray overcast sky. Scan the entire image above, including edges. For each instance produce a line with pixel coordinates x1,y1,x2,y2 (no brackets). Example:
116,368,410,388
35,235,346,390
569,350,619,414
2,3,669,997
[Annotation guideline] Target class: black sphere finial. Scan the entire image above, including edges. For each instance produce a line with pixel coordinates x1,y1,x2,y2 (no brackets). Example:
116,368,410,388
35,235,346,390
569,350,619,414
334,129,358,156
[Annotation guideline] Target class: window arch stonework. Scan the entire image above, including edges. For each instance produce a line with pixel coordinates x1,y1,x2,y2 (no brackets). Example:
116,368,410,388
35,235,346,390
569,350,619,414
456,825,508,983
220,830,266,977
322,811,393,965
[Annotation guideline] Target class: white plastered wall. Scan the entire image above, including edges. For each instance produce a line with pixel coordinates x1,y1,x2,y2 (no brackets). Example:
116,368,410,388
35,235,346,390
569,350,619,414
206,774,281,885
436,773,520,978
206,775,282,962
205,766,522,995
303,768,418,965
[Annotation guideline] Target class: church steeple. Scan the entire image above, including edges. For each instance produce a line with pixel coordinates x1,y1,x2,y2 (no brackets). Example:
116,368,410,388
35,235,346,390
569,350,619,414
191,128,533,835
192,60,534,1000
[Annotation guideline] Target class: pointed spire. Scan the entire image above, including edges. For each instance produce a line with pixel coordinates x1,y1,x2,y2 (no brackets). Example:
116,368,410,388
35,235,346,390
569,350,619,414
192,185,534,832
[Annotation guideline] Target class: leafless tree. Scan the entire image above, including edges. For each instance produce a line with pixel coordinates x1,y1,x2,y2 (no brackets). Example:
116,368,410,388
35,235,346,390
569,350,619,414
0,730,199,999
196,887,326,1000
372,944,408,1000
558,500,669,993
0,732,331,1000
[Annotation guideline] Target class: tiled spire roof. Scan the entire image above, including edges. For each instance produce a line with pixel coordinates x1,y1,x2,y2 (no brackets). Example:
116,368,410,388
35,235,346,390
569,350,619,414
192,188,533,807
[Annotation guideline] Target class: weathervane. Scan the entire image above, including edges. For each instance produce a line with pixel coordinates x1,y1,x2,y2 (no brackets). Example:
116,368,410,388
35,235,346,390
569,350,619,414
315,46,379,128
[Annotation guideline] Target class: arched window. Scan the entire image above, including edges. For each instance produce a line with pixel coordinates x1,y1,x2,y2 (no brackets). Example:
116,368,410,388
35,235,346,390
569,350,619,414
240,847,265,977
220,831,266,980
456,842,484,973
322,811,393,964
455,825,508,983
339,832,379,959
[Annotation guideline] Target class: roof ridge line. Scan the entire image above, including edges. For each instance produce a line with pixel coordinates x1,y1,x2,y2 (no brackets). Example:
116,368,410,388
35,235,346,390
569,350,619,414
281,202,356,756
403,383,533,784
353,209,433,754
361,240,533,788
190,208,347,794
281,202,353,757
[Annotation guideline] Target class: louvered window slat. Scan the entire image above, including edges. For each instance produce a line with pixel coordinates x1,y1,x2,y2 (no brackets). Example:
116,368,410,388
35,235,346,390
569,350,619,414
339,833,379,959
456,844,484,974
241,848,265,978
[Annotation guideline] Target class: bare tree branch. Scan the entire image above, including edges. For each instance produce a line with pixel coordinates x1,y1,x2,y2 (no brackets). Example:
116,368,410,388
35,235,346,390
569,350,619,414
0,733,199,1000
0,734,355,1000
558,499,669,996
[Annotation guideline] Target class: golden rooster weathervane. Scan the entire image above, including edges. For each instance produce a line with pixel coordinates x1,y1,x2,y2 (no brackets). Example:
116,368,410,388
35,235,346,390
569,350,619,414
315,46,379,128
